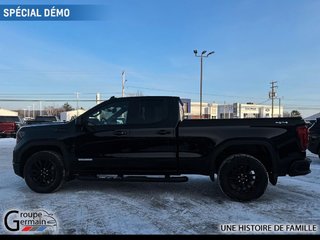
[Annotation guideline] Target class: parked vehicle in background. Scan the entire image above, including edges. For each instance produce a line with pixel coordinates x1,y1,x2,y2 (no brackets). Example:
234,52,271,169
26,115,60,125
13,96,311,201
308,118,320,159
0,116,25,138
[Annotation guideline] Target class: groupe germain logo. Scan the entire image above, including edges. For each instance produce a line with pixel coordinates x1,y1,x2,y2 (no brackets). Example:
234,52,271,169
3,209,58,234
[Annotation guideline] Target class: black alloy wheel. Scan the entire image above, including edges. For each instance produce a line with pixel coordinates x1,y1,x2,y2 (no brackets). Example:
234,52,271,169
24,151,65,193
218,154,268,201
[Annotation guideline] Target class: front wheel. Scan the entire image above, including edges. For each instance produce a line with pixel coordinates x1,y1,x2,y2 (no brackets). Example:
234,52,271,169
218,154,268,202
24,151,65,193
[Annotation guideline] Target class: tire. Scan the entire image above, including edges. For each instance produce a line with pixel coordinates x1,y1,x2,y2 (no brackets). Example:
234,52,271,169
23,151,65,193
218,154,268,202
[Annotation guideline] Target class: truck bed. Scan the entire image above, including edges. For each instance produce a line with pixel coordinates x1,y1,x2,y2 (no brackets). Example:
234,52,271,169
180,117,305,127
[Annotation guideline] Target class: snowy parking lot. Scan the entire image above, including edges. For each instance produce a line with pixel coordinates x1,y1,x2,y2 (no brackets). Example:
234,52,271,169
0,137,319,235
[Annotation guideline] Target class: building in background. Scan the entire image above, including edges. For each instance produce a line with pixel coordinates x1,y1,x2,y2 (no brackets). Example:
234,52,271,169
184,101,283,119
60,109,86,122
207,103,218,119
218,104,234,119
181,98,191,119
231,103,283,118
0,108,18,116
188,102,218,119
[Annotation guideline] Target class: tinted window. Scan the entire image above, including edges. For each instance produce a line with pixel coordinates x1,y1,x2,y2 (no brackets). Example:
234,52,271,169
127,99,168,125
0,116,20,122
86,101,128,126
36,116,58,121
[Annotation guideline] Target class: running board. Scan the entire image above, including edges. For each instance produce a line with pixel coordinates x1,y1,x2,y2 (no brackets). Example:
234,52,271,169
77,175,189,182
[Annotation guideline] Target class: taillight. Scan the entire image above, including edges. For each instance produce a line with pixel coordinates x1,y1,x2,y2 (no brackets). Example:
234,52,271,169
296,126,309,151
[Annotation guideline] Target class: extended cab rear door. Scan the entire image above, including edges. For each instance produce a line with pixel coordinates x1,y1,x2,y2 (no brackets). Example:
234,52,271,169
126,97,178,172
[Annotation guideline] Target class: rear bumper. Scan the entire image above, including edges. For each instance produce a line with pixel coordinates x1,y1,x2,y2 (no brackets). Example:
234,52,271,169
0,130,16,137
288,158,311,176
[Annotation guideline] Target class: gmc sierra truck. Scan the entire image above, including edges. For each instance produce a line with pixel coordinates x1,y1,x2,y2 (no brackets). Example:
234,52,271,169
13,96,311,201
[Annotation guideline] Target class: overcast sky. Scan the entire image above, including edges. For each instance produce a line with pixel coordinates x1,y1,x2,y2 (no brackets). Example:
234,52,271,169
0,0,319,117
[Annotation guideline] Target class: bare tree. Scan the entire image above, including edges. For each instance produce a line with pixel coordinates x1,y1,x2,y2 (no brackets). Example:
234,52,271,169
44,105,63,116
290,110,301,117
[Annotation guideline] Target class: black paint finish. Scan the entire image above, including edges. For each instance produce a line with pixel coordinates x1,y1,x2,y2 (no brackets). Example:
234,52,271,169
13,96,310,183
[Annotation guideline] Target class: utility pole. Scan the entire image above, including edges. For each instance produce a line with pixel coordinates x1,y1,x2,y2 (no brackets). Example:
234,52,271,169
122,71,127,97
269,81,277,118
279,97,282,117
28,106,31,118
96,92,101,105
32,103,35,118
194,50,215,119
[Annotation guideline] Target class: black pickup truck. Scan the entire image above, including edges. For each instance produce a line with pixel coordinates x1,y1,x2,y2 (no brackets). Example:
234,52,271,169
13,96,311,201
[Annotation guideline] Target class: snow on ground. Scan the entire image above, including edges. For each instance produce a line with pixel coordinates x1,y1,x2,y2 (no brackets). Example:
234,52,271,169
0,138,319,235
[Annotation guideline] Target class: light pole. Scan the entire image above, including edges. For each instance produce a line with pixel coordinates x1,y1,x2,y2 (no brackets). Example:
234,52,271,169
122,71,127,97
27,106,31,118
194,50,214,119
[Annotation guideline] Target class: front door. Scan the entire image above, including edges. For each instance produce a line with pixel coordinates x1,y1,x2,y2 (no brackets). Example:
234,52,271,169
74,99,131,173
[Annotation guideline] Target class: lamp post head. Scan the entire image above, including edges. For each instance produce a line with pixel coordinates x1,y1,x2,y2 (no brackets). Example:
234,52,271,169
201,50,207,56
193,49,198,55
207,51,215,57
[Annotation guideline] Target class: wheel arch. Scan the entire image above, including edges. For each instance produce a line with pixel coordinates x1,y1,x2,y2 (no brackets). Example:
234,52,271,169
19,141,71,179
210,139,278,185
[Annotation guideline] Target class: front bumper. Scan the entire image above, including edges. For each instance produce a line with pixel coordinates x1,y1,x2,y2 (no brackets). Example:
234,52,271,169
12,148,23,177
288,158,311,176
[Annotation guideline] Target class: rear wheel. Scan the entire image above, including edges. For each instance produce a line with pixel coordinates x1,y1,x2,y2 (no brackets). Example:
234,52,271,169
218,154,268,201
24,151,65,193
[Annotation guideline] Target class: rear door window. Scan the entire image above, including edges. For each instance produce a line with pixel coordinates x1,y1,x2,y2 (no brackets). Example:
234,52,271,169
127,99,168,125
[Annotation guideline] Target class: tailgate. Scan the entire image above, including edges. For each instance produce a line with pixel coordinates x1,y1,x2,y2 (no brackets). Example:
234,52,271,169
0,123,16,133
